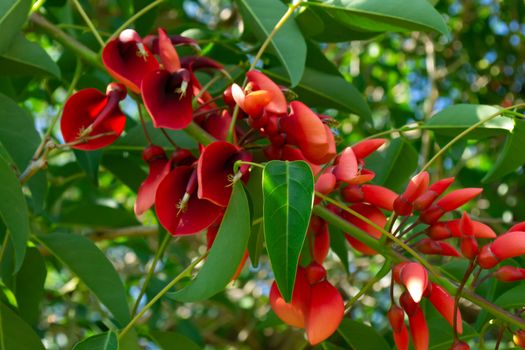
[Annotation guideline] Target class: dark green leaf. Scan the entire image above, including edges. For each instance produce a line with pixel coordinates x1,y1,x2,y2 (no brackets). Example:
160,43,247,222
0,34,61,78
72,331,118,350
0,0,32,53
0,153,29,272
101,152,146,192
262,160,314,301
14,247,46,326
115,121,197,150
246,167,264,267
426,104,511,139
309,0,449,36
74,149,102,185
248,222,264,268
337,319,390,350
328,223,349,274
367,138,418,192
236,0,307,86
150,331,202,350
0,302,45,350
425,301,477,349
27,171,47,214
494,283,525,310
59,203,139,228
483,118,525,182
170,182,250,302
36,232,130,325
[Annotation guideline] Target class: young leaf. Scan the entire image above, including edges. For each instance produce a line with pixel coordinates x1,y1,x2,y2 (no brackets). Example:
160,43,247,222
150,331,201,350
426,104,511,139
0,34,61,78
483,118,525,182
35,232,131,325
309,0,449,37
337,319,390,350
170,181,250,302
72,331,118,350
0,153,29,272
0,301,46,350
262,160,314,302
0,0,32,53
236,0,307,86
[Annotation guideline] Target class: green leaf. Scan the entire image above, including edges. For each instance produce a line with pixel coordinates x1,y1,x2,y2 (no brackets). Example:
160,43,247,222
14,247,46,326
494,283,525,310
150,331,202,350
0,302,45,350
0,34,61,78
246,167,264,267
115,121,197,150
74,149,102,185
309,0,449,37
328,223,349,274
248,222,264,268
101,152,147,192
59,203,139,228
337,319,390,350
367,138,418,192
0,0,32,53
262,160,314,302
72,331,118,350
170,182,250,302
0,154,29,272
483,118,525,182
36,232,130,325
236,0,307,86
426,104,511,139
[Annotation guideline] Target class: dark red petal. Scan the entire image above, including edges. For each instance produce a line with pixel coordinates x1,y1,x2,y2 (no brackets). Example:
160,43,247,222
427,283,462,333
158,28,181,73
202,111,232,141
155,166,222,235
134,157,170,216
408,307,429,350
141,70,193,130
197,141,240,207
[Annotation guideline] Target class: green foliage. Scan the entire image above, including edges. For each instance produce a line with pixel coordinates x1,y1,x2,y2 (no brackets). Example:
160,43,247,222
72,331,118,350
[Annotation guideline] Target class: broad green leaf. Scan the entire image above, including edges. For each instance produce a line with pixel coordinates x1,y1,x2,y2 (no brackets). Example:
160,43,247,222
14,247,46,326
115,121,197,150
72,331,118,350
337,319,390,350
494,283,525,309
0,154,29,272
59,203,139,228
236,0,307,86
36,232,130,325
328,223,349,274
102,152,147,192
426,104,511,139
308,0,449,37
0,93,40,174
483,118,525,182
367,138,418,192
248,223,264,268
74,149,102,185
0,302,45,350
150,331,201,350
0,34,61,78
246,167,264,267
170,182,250,302
262,160,314,301
0,0,32,53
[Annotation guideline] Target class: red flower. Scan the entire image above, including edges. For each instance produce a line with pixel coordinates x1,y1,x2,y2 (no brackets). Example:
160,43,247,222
416,238,460,257
479,230,525,269
60,83,127,150
394,172,430,216
341,203,386,255
393,262,428,303
420,188,483,224
102,29,159,93
426,283,462,333
494,266,525,282
341,184,397,211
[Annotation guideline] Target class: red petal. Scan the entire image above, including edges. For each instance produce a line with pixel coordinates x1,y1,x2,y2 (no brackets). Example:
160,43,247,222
341,203,386,255
155,166,222,235
427,283,462,333
362,184,397,211
393,325,410,350
490,231,525,262
494,266,525,282
202,111,232,141
158,28,181,73
141,70,193,130
416,238,461,257
269,268,310,328
400,262,428,303
246,70,287,114
311,221,330,264
197,141,241,207
435,188,483,211
134,157,169,216
334,147,358,183
408,307,429,350
351,138,386,159
244,90,272,117
305,280,344,345
388,305,406,333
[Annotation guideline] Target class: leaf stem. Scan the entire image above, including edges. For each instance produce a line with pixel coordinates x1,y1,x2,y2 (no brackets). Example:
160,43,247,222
70,0,105,47
344,259,391,313
118,253,208,340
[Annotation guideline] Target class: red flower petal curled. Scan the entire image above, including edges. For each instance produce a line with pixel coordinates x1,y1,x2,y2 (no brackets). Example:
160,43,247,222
134,146,170,216
246,70,287,114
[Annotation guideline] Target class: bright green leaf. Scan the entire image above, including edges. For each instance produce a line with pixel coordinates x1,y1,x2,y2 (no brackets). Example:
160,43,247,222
236,0,307,86
0,0,32,53
0,302,45,350
337,319,390,350
170,182,250,302
0,34,61,78
36,232,130,325
72,331,118,350
262,160,314,302
150,331,202,350
14,247,46,326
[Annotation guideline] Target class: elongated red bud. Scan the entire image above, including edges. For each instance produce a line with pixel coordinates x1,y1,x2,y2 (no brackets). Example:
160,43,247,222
461,236,478,260
333,147,358,183
305,280,344,345
460,212,474,236
398,262,428,303
393,262,409,284
341,184,364,203
400,291,418,316
393,325,410,350
388,305,405,333
427,283,462,334
478,244,500,269
269,268,310,328
484,231,525,267
436,188,483,211
351,138,386,159
514,330,525,348
306,262,327,284
413,177,455,211
362,184,397,211
408,307,429,350
428,220,496,240
494,266,525,282
394,172,430,215
341,203,386,255
450,340,470,350
311,221,330,264
416,238,460,257
315,173,337,197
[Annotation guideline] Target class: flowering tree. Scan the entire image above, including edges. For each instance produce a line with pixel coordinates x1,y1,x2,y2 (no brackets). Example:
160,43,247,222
1,0,525,349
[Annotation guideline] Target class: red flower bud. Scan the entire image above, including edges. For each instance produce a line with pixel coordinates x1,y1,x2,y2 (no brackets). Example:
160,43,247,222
494,266,525,282
394,172,430,216
413,177,455,211
315,173,337,197
514,330,525,348
479,231,525,268
427,283,462,334
333,147,358,183
450,340,470,350
388,305,406,333
427,220,496,240
351,138,386,159
306,262,327,284
460,236,479,260
510,222,525,232
420,188,482,224
341,184,364,203
310,221,330,264
341,203,386,255
408,306,429,350
305,280,344,345
362,184,397,211
202,110,233,141
393,324,410,350
396,262,428,303
399,291,418,316
416,238,460,257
